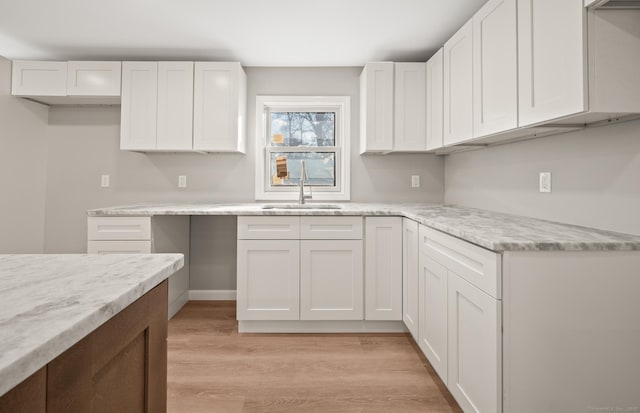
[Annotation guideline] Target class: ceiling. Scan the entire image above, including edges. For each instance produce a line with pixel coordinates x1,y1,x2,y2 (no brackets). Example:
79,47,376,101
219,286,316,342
0,0,486,66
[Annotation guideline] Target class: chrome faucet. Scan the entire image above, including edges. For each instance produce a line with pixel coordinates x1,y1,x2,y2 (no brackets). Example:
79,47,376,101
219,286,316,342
299,160,312,204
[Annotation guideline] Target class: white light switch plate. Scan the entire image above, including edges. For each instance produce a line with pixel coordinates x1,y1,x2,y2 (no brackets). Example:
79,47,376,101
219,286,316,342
539,172,551,193
100,174,110,188
178,175,187,188
411,175,420,188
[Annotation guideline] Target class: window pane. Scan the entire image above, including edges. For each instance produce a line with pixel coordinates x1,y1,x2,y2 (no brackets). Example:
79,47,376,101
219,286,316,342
270,112,335,147
269,152,336,187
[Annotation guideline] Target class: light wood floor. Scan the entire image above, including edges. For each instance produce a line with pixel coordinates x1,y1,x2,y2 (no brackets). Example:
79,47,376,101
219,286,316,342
167,301,462,413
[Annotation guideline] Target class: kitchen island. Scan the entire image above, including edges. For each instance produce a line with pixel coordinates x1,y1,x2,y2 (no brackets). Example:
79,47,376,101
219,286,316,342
0,253,184,412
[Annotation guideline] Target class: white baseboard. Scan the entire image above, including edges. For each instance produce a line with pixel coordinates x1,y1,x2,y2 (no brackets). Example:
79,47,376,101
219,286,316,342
238,320,408,334
188,289,237,301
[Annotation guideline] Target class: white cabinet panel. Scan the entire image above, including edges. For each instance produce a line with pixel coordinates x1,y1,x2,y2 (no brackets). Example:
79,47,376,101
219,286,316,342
518,0,586,126
67,61,121,96
120,62,158,151
237,216,300,240
157,62,194,151
87,217,151,241
448,273,501,413
300,240,363,320
402,219,419,339
359,62,394,154
11,61,67,96
444,19,473,145
300,216,362,240
394,63,426,151
426,48,444,151
418,252,448,384
237,240,300,320
473,0,518,137
193,62,247,153
365,217,402,321
87,240,152,254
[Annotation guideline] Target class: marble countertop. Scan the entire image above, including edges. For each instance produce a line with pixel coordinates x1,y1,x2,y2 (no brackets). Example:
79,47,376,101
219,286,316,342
87,203,640,252
0,253,184,397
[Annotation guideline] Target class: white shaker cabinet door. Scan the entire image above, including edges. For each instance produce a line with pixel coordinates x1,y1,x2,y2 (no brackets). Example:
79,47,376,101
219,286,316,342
402,219,419,340
67,61,122,96
120,62,158,151
365,217,402,321
394,63,426,151
472,0,518,138
300,240,363,320
426,48,444,151
443,19,474,145
157,61,194,151
359,62,394,154
518,0,586,126
418,252,448,384
193,62,246,153
236,240,300,321
447,273,501,413
11,61,67,96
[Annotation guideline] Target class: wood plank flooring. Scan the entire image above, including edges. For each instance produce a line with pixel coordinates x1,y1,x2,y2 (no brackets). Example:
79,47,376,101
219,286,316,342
167,301,462,413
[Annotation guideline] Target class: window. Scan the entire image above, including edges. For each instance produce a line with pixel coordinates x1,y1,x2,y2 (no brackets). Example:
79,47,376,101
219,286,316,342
255,96,351,201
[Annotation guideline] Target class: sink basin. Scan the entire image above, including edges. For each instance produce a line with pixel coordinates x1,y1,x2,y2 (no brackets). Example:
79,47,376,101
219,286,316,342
261,204,342,210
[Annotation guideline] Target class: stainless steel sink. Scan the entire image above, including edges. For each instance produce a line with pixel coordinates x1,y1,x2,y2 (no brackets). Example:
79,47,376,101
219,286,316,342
261,204,342,210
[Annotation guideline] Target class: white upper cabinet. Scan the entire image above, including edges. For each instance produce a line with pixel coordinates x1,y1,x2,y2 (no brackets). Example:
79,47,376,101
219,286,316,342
360,62,394,154
443,19,473,146
426,48,444,151
517,0,586,127
67,61,121,96
120,62,158,151
193,62,247,153
12,61,67,96
394,63,426,151
156,62,194,151
473,0,518,138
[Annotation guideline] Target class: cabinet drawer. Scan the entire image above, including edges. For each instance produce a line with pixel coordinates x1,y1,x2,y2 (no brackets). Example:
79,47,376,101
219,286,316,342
87,240,152,254
419,225,501,299
300,217,363,240
237,216,300,239
87,217,152,241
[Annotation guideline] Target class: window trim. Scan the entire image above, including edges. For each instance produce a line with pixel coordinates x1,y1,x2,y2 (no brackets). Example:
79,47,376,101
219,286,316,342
255,96,351,201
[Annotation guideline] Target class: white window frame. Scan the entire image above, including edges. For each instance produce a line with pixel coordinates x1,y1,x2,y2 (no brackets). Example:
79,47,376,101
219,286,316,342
255,95,351,201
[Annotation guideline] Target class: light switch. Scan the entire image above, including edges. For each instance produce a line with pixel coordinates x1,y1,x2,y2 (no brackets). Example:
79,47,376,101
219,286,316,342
101,174,110,188
539,172,551,193
411,175,420,188
178,175,187,188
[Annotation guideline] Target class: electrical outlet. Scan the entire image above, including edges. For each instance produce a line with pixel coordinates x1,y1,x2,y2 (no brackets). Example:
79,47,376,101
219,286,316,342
539,172,551,193
411,175,420,188
100,175,110,188
178,175,187,188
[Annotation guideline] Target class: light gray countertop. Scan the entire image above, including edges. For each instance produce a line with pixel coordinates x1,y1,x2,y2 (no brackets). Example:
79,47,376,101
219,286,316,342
0,253,184,397
87,203,640,252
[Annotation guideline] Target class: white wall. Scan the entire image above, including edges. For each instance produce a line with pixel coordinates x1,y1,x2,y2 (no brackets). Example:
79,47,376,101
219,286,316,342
43,67,444,289
445,119,640,236
0,56,49,253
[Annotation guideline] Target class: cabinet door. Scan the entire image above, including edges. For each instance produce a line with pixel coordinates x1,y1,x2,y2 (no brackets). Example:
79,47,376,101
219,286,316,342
418,252,448,383
443,19,473,146
359,62,394,153
300,240,363,320
518,0,586,126
473,0,517,138
394,63,426,151
448,273,501,413
365,217,402,320
426,48,444,151
157,62,194,151
237,240,300,320
11,61,67,96
193,62,246,153
402,219,419,339
121,62,158,151
67,61,122,96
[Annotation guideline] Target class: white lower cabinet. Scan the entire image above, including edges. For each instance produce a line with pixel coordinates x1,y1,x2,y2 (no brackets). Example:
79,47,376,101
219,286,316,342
87,240,151,254
447,272,501,413
402,218,419,339
236,240,300,320
300,240,363,320
418,252,449,384
365,217,402,320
